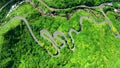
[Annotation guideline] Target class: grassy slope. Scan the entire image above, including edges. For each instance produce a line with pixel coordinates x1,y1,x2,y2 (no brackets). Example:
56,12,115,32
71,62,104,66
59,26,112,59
0,2,120,68
106,11,120,33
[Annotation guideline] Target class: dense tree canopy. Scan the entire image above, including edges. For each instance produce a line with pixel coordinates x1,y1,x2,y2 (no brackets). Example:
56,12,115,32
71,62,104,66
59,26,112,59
1,0,120,67
43,0,119,8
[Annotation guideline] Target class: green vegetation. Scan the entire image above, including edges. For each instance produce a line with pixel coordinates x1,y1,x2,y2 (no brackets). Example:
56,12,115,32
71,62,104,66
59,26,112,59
0,0,23,24
107,11,120,33
43,0,119,8
0,0,120,68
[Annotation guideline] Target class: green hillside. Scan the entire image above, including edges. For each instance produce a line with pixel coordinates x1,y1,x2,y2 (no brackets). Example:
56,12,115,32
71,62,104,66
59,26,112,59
0,0,120,68
43,0,119,8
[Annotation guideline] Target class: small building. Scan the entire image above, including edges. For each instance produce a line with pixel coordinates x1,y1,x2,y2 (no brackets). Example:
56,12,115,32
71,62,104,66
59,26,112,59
114,9,120,13
107,3,113,6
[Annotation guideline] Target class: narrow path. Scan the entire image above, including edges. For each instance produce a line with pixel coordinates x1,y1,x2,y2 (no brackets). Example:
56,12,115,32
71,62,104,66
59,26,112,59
0,0,13,11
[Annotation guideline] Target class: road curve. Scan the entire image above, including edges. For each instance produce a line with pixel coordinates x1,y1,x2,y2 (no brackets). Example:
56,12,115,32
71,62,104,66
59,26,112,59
5,15,108,57
37,0,120,38
0,0,13,11
99,4,120,38
38,0,110,11
68,16,108,51
38,0,98,11
7,16,61,57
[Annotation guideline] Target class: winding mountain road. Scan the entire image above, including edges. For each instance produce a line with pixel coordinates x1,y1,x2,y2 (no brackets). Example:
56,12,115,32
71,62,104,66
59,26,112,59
1,0,120,57
7,16,61,57
5,15,108,57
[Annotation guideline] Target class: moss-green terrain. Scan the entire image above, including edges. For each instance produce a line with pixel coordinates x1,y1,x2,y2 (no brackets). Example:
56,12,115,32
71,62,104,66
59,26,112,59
0,0,120,68
43,0,118,8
